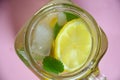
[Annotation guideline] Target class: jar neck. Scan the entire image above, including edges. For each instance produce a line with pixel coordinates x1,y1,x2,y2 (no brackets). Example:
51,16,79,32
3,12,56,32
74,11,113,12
50,0,71,1
49,0,72,4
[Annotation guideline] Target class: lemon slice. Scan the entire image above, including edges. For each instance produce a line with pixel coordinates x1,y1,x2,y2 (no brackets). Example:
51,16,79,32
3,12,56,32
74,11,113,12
54,19,92,71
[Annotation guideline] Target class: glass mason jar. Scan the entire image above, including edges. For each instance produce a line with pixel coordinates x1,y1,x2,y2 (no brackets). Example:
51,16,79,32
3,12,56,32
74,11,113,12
14,0,108,80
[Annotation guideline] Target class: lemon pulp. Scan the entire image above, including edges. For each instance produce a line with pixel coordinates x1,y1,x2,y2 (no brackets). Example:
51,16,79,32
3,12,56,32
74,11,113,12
54,19,92,71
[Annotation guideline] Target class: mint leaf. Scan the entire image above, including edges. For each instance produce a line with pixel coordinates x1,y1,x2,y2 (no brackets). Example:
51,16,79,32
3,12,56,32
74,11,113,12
54,23,61,39
42,56,64,74
64,12,79,21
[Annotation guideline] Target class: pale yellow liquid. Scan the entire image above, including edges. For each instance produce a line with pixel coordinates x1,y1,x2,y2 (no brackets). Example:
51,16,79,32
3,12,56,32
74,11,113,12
29,12,92,75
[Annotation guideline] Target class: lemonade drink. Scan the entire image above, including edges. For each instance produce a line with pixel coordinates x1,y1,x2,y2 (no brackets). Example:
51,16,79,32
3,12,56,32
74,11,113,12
15,1,108,79
30,11,92,74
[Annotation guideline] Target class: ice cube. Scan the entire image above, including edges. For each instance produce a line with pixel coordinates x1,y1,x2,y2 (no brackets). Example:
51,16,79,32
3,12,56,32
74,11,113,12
58,12,67,26
31,24,53,56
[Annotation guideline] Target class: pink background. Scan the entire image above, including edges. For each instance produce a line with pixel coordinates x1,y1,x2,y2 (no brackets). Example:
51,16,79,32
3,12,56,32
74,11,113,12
0,0,120,80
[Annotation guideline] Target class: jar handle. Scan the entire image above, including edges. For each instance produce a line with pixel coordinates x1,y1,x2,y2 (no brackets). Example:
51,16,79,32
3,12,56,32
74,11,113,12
87,67,107,80
88,73,106,80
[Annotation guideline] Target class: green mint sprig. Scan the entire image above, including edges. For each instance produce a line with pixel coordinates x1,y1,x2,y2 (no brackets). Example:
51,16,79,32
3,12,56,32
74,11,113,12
54,23,61,39
64,12,79,21
42,56,64,74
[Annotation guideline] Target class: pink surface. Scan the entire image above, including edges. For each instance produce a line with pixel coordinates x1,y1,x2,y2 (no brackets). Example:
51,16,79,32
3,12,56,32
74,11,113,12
0,0,120,80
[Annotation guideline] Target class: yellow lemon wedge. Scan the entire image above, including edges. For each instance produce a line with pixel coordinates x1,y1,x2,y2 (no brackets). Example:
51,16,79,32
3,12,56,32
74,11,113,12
49,16,58,28
54,18,92,71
